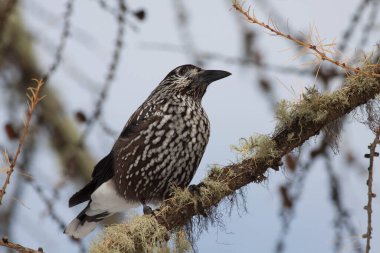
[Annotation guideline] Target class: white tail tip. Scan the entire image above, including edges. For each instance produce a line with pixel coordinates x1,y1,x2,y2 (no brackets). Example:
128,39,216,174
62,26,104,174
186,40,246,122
64,218,97,239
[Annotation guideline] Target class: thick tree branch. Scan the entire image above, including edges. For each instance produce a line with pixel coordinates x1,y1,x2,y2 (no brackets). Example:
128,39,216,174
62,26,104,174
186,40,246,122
91,61,380,252
154,67,380,230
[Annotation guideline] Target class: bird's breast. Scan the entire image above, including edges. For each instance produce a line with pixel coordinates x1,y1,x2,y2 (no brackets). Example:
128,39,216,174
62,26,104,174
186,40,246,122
114,96,210,203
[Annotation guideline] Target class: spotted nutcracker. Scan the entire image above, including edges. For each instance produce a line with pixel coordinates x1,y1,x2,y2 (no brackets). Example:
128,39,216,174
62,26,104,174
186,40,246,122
64,64,231,238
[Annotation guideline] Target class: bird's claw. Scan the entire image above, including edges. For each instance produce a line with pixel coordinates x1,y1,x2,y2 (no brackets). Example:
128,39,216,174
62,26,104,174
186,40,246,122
188,182,206,196
143,204,154,215
188,183,208,217
143,204,160,217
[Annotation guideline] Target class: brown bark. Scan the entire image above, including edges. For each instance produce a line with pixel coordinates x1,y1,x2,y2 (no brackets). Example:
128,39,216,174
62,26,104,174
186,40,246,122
154,69,380,230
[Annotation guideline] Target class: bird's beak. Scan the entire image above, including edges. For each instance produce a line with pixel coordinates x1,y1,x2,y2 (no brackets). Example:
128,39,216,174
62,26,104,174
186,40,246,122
198,69,231,83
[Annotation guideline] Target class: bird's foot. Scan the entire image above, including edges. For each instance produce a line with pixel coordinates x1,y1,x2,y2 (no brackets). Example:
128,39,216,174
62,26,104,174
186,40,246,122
188,183,208,217
188,182,206,196
143,204,161,217
143,204,154,215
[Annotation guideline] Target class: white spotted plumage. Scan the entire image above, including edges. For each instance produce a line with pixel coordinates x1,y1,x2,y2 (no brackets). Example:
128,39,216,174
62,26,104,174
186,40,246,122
65,64,230,239
113,93,210,202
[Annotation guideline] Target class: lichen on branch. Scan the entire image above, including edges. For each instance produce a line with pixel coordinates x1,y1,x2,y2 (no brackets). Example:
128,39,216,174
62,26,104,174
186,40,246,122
90,48,380,253
91,61,380,252
90,216,169,253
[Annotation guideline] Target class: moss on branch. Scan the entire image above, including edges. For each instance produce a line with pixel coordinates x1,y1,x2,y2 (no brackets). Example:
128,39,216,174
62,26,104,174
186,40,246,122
91,61,380,252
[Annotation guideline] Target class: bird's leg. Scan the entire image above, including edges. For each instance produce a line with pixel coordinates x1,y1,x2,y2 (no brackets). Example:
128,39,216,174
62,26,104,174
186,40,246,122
141,199,157,216
188,182,206,196
143,204,154,215
188,182,208,217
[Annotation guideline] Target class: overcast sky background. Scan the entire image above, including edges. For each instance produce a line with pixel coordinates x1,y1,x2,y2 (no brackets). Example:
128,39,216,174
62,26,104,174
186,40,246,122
1,0,379,252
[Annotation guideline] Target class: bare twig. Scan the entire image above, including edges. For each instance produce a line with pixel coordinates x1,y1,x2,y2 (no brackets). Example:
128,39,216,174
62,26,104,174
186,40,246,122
232,0,380,78
363,128,379,253
29,179,66,231
26,0,105,57
358,0,380,48
172,0,202,65
42,0,74,82
253,0,297,35
0,236,42,253
339,0,370,53
0,79,45,204
79,0,126,144
92,0,118,16
275,137,329,253
4,7,95,180
24,26,101,93
140,42,316,76
325,157,363,253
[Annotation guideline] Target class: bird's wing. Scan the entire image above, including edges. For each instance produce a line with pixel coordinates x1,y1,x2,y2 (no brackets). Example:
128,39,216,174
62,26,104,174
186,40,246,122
68,102,163,208
69,152,114,207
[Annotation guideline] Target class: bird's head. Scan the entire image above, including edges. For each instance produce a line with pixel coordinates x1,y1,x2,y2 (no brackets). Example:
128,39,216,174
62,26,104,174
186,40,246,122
154,64,231,100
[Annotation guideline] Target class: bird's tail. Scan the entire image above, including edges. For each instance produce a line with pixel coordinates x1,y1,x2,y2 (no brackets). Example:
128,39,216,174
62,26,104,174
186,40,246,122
64,203,111,239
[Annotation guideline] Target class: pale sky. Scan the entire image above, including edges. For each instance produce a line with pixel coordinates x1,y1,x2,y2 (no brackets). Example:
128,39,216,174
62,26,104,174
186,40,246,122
2,0,379,252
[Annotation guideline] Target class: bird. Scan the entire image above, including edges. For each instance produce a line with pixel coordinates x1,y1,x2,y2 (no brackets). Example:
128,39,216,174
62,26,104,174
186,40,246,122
64,64,231,238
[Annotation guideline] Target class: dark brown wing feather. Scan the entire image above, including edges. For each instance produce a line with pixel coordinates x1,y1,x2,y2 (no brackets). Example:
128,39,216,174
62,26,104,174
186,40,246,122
68,103,160,207
68,153,114,207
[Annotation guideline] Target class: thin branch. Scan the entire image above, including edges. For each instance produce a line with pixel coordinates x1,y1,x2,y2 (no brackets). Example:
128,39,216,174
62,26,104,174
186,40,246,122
0,236,42,253
26,0,105,58
28,179,67,231
24,26,101,93
24,178,87,252
140,42,316,76
275,137,329,253
338,0,370,54
79,0,126,144
325,156,363,253
4,8,95,181
92,0,118,16
232,0,380,78
0,79,44,204
172,0,202,65
42,0,74,82
358,0,380,48
254,0,297,35
363,128,379,253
